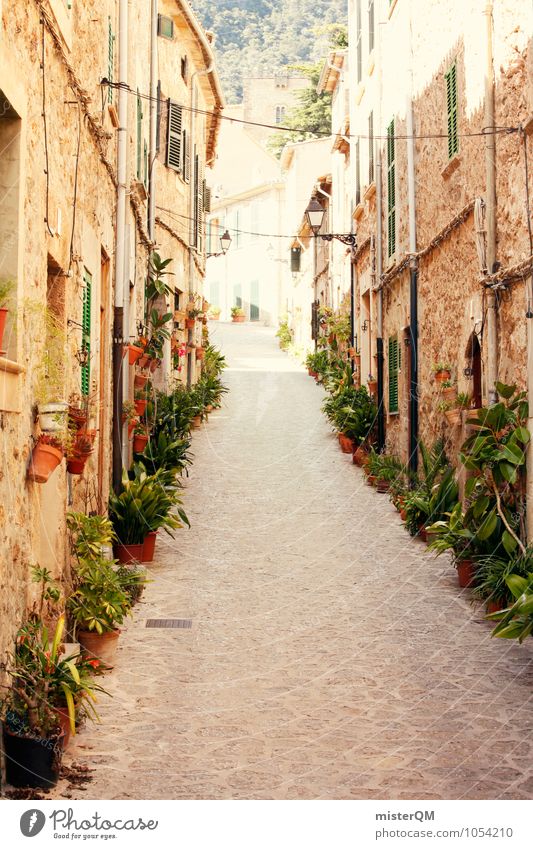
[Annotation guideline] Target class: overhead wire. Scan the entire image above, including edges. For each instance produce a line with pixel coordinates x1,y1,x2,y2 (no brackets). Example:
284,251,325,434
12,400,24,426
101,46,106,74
102,79,519,143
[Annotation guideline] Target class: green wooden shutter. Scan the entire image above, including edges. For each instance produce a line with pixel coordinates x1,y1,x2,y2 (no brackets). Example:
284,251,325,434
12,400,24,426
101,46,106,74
167,101,182,172
387,119,396,258
445,63,458,159
143,139,148,188
108,18,115,104
197,160,205,250
388,335,399,414
81,271,92,397
183,128,190,182
136,92,143,179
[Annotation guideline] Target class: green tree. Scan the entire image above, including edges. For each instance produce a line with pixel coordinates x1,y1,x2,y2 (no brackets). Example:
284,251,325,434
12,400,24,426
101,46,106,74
266,61,333,158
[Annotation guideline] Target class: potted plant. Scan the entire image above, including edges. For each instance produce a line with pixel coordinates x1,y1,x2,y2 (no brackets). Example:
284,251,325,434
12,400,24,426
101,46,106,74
34,308,69,431
440,379,457,403
134,371,149,390
208,305,221,321
125,340,145,365
473,548,533,614
66,429,96,475
367,374,377,395
27,433,64,483
68,393,89,430
231,306,246,323
69,558,131,666
133,423,149,453
195,346,205,362
0,278,13,354
433,361,452,384
488,572,533,642
427,503,480,586
134,390,147,417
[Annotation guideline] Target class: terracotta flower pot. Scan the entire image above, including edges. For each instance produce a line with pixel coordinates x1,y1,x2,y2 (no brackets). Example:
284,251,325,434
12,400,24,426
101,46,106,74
308,369,318,378
435,369,451,384
142,530,158,562
376,478,390,493
366,474,376,486
444,408,462,426
27,442,63,484
77,628,120,667
195,347,205,361
113,542,145,565
486,598,507,615
133,433,149,453
400,508,407,521
442,386,457,403
185,317,195,329
338,433,355,454
206,404,214,413
456,558,476,588
68,406,87,430
138,354,151,369
0,307,8,353
149,357,160,373
134,373,148,390
127,344,144,365
367,380,378,395
128,420,137,439
232,314,245,323
352,446,368,466
66,457,86,475
134,399,147,416
53,706,73,750
191,414,202,428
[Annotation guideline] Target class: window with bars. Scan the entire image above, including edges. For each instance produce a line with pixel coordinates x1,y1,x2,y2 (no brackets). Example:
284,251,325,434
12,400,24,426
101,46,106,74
108,18,115,104
368,111,374,184
136,92,143,180
356,0,362,84
388,335,399,414
166,100,182,172
387,119,396,258
368,0,375,52
81,271,92,397
355,139,361,206
445,63,458,159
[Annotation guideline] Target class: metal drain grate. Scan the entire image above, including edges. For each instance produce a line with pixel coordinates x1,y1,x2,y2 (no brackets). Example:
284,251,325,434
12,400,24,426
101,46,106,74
145,618,192,629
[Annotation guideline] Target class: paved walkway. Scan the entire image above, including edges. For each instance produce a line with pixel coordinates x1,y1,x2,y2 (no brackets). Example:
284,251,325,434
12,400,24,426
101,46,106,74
58,323,533,800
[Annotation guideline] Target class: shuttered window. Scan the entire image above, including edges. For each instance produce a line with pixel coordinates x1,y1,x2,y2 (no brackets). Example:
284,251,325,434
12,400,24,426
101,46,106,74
143,140,148,188
108,18,115,103
355,0,362,84
387,119,396,258
167,100,182,172
445,63,458,159
388,335,399,414
183,128,190,182
81,271,92,397
368,0,375,52
157,14,174,39
355,139,361,206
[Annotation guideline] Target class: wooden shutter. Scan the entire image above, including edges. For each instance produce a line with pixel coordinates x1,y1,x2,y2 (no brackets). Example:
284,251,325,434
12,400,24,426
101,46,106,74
196,158,205,250
387,119,396,257
445,64,458,159
156,80,161,152
203,183,211,213
136,93,143,179
143,139,148,188
368,111,374,183
388,335,399,414
183,128,190,182
167,100,182,172
81,271,92,397
355,139,361,205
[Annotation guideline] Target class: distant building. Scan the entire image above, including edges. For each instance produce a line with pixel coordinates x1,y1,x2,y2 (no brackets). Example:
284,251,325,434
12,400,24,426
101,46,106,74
242,74,309,147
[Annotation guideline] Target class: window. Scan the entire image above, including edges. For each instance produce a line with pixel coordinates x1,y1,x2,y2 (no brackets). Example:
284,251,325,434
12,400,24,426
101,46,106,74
368,111,374,184
388,335,399,414
445,63,458,159
368,0,375,52
193,152,204,250
157,14,174,39
136,92,143,179
355,139,361,206
181,56,188,83
182,128,190,182
290,247,301,272
387,119,396,258
250,280,260,321
355,0,362,84
81,271,92,397
108,17,115,103
166,100,182,172
143,139,148,188
275,105,286,124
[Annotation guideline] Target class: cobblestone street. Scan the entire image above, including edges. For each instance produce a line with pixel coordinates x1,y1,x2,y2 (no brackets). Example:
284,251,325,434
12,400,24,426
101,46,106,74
58,323,533,800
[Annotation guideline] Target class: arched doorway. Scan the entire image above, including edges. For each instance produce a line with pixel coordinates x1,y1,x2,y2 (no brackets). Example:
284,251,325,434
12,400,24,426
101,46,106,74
465,332,482,409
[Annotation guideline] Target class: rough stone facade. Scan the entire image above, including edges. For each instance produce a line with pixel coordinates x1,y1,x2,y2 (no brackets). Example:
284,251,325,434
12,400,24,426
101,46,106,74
0,0,221,664
347,0,533,465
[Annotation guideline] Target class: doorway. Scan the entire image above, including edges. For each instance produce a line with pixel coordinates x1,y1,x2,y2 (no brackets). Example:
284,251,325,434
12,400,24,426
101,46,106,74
250,280,260,321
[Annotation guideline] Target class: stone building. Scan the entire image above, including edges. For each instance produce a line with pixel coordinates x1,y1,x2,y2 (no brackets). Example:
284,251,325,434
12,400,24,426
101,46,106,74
345,0,533,469
0,0,221,660
242,74,308,148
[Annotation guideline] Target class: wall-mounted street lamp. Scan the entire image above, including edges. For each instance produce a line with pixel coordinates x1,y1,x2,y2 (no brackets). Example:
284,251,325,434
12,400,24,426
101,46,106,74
207,229,232,258
67,318,90,366
305,197,357,247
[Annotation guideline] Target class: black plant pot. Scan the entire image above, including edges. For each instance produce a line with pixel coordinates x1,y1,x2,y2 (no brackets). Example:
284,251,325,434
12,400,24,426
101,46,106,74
3,725,63,789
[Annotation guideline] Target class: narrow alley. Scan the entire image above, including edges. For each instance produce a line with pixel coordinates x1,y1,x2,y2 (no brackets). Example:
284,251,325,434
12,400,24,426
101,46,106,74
57,324,533,801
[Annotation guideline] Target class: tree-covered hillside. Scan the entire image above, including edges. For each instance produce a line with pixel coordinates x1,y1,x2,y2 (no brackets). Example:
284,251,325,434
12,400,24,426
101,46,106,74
191,0,347,102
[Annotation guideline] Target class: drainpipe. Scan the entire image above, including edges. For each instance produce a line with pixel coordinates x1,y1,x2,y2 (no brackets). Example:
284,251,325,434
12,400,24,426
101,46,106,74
112,0,128,493
484,1,498,405
406,95,419,474
148,0,158,242
375,146,385,453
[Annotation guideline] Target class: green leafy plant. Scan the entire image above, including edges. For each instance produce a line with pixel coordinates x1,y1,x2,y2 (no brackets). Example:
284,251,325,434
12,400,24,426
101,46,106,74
109,468,189,545
276,317,292,349
0,278,14,308
134,430,192,478
231,306,245,318
473,548,533,606
456,392,471,409
488,572,533,642
67,512,116,563
115,564,149,606
68,558,131,635
145,252,173,305
432,362,452,373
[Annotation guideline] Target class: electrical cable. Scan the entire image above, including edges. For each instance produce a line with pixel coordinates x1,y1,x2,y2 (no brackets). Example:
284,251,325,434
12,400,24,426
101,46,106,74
156,205,294,240
102,79,519,143
41,19,55,237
